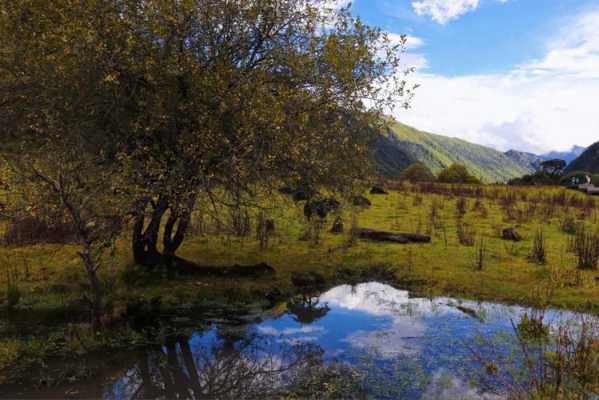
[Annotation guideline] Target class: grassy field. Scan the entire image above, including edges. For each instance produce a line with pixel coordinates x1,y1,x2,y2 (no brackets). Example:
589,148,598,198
1,183,598,315
1,182,599,388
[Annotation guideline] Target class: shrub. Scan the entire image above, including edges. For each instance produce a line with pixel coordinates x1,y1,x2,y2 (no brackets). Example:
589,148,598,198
437,164,481,184
399,163,435,182
473,236,486,271
530,227,547,264
455,197,467,218
559,215,577,235
456,221,475,246
573,225,599,270
2,214,76,246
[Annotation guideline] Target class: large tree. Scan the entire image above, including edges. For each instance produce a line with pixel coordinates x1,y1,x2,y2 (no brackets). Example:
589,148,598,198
1,0,415,270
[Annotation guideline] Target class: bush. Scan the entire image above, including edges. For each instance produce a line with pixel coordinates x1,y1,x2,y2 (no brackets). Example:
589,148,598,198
530,227,547,264
456,221,475,246
2,214,76,246
437,164,481,184
508,171,560,186
559,215,577,235
399,163,435,182
574,225,599,270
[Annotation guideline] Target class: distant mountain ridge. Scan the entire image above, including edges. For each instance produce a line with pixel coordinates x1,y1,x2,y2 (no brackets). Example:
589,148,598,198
565,142,599,174
504,150,543,171
373,119,535,183
504,145,587,172
542,146,587,164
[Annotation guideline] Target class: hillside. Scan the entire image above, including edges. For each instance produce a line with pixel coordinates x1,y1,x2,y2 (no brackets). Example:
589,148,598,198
565,141,599,173
374,119,535,183
504,150,543,171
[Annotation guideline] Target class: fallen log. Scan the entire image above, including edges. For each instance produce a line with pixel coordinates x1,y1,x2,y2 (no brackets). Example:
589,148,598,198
175,260,276,277
357,228,431,244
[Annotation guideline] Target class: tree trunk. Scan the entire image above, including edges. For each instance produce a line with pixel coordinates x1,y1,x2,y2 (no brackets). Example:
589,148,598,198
163,194,196,258
79,243,103,330
132,196,169,266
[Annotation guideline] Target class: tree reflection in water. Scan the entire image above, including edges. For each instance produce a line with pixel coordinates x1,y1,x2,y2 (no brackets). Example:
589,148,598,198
109,324,359,400
287,294,330,324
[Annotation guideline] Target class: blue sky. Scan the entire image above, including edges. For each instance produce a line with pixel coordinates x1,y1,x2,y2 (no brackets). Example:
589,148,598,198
331,0,599,153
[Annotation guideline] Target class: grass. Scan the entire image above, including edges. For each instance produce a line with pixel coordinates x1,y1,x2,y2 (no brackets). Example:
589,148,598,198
0,183,598,315
1,183,599,388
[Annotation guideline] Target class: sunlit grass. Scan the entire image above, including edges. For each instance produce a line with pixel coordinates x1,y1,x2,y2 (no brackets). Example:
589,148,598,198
0,184,598,313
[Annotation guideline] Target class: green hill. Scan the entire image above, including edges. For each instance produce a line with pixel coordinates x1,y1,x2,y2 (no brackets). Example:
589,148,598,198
504,149,543,171
565,141,599,174
374,119,535,183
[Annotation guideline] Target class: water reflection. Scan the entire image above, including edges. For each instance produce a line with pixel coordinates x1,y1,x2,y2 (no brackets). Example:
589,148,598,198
287,294,330,324
6,282,595,399
106,329,339,399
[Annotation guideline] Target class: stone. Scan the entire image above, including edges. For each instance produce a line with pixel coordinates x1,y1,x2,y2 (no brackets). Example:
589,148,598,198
330,217,344,234
370,186,388,195
304,198,341,220
502,228,523,242
352,195,372,207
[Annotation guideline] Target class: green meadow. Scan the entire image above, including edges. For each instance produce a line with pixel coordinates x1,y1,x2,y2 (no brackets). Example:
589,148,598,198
2,183,597,315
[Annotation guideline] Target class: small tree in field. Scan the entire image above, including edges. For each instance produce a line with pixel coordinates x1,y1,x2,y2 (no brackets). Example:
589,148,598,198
437,164,481,184
540,159,567,177
399,163,435,182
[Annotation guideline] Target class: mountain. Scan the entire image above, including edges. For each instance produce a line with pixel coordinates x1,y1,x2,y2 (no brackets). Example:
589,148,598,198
371,134,416,176
565,142,599,174
541,146,586,164
504,150,543,171
374,119,535,183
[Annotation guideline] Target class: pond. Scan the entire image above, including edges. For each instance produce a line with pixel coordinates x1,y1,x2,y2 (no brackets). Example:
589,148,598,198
3,282,597,399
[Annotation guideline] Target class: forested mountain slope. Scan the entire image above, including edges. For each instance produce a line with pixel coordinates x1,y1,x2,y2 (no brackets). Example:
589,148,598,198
374,119,535,183
565,142,599,173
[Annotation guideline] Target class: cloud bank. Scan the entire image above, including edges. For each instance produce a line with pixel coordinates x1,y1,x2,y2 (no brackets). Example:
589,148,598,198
397,7,599,153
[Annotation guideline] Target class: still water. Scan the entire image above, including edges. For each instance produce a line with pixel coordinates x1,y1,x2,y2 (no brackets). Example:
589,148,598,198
7,282,595,399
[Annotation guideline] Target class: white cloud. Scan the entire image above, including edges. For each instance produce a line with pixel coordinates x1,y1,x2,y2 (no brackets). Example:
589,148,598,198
410,0,511,24
411,0,480,24
383,33,428,70
397,8,599,153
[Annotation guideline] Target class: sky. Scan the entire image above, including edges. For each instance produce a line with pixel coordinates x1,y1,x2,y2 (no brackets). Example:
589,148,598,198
333,0,599,153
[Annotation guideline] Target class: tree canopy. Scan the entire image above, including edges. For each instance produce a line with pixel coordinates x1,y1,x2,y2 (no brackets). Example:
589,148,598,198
0,0,414,277
437,164,481,184
540,159,567,177
399,163,435,183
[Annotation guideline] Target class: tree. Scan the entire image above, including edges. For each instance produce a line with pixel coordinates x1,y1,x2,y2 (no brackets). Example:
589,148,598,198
1,0,415,272
540,159,567,177
0,0,137,326
120,1,415,267
399,163,435,182
437,164,481,184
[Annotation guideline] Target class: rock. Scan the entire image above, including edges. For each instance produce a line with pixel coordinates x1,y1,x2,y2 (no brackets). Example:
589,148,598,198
265,219,275,233
278,186,295,195
330,217,344,234
279,186,311,202
292,190,310,202
370,186,388,195
352,195,372,208
304,198,341,220
502,228,523,242
357,228,431,244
